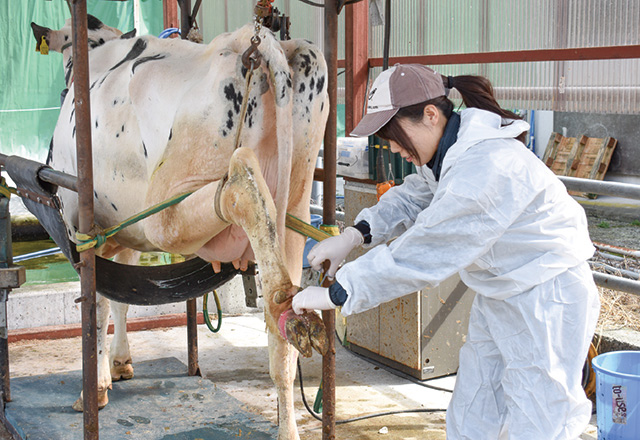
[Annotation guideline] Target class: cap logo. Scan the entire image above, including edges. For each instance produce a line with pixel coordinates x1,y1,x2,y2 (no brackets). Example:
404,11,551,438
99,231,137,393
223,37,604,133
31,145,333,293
368,87,377,101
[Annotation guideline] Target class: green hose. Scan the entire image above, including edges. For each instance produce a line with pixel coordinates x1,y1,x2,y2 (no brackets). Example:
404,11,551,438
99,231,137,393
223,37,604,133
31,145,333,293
203,290,222,333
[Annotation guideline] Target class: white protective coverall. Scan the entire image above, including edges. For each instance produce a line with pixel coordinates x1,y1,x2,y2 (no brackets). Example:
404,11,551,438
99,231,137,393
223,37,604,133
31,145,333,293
336,108,600,439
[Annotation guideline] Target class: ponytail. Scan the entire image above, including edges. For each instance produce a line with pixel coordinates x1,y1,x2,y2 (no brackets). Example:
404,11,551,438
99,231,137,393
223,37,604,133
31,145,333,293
377,72,527,156
444,75,526,144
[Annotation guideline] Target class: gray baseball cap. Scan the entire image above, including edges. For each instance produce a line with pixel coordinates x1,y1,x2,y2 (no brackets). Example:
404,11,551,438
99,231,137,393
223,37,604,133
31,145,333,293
350,64,446,137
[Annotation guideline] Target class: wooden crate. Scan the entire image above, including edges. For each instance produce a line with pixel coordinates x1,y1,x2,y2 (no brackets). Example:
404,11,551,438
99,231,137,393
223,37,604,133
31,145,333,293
549,135,577,176
567,136,618,198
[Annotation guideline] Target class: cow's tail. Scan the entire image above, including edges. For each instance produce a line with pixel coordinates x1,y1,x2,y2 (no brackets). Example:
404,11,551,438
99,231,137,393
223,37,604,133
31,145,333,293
261,30,293,254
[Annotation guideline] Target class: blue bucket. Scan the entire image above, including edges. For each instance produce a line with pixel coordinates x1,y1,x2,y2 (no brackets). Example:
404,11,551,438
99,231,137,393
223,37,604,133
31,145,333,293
592,350,640,439
302,214,323,268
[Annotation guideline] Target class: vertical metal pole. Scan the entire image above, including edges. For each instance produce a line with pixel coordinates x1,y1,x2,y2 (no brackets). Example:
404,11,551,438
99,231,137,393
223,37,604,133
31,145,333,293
186,299,201,376
382,0,390,71
0,196,12,404
70,1,99,438
175,0,200,377
345,0,369,135
178,0,192,36
322,1,338,439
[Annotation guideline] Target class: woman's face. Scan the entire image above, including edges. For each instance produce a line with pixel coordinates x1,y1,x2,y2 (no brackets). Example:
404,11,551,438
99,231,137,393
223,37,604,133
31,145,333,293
388,105,446,167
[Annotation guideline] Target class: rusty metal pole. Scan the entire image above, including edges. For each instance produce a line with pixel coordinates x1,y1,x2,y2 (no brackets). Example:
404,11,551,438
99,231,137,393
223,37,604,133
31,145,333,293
0,195,25,406
173,0,201,377
70,1,99,438
186,298,201,376
344,0,369,135
322,1,338,439
163,0,179,30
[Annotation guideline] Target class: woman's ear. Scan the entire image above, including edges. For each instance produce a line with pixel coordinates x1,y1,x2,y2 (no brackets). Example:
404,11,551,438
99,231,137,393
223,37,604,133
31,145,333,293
423,104,440,126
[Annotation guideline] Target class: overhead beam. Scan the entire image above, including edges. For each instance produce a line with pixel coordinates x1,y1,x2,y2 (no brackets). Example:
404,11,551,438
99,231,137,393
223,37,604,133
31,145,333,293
368,45,640,66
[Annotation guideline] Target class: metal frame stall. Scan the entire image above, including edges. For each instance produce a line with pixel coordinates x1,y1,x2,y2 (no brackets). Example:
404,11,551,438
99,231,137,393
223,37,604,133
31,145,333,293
0,0,344,438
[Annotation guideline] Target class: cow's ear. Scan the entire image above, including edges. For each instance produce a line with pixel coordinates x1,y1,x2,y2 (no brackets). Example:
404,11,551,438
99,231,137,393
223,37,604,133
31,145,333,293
121,29,137,40
87,15,104,31
31,22,51,51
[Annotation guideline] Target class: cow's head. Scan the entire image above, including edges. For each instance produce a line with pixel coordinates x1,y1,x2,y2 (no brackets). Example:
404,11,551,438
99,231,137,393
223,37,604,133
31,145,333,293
30,15,135,55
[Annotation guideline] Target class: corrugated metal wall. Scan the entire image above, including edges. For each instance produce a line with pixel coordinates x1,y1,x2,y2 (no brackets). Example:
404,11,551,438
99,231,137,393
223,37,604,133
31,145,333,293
369,0,640,114
199,0,639,114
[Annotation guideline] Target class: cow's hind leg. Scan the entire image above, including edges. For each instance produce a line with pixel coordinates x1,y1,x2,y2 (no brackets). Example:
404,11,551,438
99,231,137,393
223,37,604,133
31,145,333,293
145,147,327,357
110,301,133,381
268,331,299,440
218,148,327,357
109,250,138,381
219,148,329,439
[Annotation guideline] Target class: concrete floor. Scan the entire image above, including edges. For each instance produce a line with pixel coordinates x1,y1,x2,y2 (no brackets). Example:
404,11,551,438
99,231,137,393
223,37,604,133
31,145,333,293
2,312,599,439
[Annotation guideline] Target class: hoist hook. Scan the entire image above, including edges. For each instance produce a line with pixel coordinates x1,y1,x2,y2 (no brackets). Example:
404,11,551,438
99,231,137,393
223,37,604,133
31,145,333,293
241,35,262,71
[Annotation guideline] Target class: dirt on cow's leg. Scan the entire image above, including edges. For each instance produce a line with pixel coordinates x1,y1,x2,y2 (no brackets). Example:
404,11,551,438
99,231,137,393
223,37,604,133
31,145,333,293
219,148,328,357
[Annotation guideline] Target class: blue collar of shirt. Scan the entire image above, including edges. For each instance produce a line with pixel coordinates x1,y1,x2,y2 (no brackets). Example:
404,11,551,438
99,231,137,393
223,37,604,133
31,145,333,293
427,112,461,181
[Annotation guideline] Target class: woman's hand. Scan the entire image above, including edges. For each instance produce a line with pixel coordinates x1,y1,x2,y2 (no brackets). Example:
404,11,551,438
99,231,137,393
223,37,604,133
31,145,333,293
292,286,336,314
307,227,364,278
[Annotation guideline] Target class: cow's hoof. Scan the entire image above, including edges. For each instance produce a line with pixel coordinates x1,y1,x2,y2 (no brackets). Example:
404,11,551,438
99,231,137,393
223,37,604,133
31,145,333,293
303,312,329,356
72,387,110,412
72,397,83,412
279,310,312,358
111,359,134,381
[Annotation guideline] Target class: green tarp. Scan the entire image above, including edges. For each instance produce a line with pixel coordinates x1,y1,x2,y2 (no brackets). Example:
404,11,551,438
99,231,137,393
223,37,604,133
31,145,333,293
1,1,344,163
0,0,163,162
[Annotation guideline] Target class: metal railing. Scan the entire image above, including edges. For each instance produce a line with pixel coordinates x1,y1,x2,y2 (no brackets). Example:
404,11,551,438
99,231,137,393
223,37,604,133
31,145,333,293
560,176,640,296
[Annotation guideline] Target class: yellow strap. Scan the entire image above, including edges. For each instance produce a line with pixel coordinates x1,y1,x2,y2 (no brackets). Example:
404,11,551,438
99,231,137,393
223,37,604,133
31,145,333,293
285,214,332,242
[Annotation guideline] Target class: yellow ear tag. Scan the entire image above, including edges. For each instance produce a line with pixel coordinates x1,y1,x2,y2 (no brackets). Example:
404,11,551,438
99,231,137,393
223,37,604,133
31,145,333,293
40,36,49,55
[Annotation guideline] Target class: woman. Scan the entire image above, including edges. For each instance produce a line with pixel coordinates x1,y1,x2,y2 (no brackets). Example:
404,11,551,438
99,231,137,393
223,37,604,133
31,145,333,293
292,64,599,439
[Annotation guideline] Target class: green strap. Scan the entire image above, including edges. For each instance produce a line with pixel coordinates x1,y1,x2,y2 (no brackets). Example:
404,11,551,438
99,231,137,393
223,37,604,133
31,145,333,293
75,191,333,252
76,191,193,252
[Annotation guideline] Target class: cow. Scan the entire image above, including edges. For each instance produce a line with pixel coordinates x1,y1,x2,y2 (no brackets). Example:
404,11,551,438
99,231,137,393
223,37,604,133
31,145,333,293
31,15,330,440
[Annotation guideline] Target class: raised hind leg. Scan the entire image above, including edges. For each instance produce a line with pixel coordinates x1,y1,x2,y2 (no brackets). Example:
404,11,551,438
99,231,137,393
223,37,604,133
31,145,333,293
218,148,328,440
143,147,327,357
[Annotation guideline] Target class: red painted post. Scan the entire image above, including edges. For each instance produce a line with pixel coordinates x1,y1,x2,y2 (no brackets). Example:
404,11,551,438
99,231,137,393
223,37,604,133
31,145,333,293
163,0,179,33
345,0,369,135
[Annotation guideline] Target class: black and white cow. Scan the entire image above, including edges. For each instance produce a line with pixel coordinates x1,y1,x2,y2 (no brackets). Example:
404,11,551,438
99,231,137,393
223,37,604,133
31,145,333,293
31,15,329,440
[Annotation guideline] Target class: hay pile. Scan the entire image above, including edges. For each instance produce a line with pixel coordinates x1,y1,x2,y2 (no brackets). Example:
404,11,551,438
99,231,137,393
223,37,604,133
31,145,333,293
597,287,640,332
592,251,640,333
